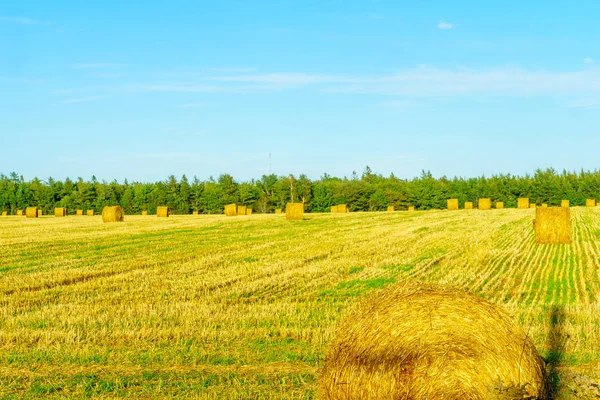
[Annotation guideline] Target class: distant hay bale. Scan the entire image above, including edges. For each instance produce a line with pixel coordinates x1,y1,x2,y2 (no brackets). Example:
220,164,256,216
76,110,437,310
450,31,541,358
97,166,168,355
102,206,124,223
224,204,237,216
192,211,198,215
285,203,304,220
387,206,395,212
447,199,459,210
408,206,415,212
76,209,83,216
141,211,148,216
541,203,548,208
478,198,491,210
464,202,473,210
54,208,67,217
157,206,169,218
319,280,548,400
275,209,282,214
534,207,570,244
530,204,537,209
87,210,94,216
246,208,253,215
25,207,38,218
1,211,6,217
586,199,596,207
37,209,43,217
518,198,530,209
16,210,23,216
238,205,247,216
496,202,504,209
330,205,338,213
337,204,348,213
561,200,570,208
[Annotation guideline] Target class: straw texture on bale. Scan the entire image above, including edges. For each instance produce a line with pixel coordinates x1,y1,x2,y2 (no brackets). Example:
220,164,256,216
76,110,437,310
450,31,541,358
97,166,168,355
330,206,338,213
54,208,66,217
464,202,473,210
319,280,547,400
530,204,537,209
1,211,7,217
102,206,124,223
518,198,530,209
37,209,43,217
285,203,304,220
224,204,237,216
237,205,247,216
496,202,504,209
387,206,395,212
16,210,23,216
87,210,94,216
192,211,198,215
408,206,415,212
25,207,38,218
246,208,253,215
561,200,570,208
447,199,459,210
76,209,83,216
141,211,148,216
478,198,491,210
586,199,596,207
337,204,348,213
534,207,571,244
157,206,169,218
275,209,282,214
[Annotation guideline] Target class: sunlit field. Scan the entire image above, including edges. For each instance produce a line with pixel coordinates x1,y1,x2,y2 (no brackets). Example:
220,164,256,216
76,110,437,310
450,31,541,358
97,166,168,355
1,209,600,398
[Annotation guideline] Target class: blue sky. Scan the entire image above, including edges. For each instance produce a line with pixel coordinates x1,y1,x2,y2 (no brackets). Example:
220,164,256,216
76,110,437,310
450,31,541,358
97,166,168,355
2,1,600,182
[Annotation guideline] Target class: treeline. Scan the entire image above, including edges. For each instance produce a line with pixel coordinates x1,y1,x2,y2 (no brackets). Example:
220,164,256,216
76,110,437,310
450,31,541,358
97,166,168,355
1,167,600,215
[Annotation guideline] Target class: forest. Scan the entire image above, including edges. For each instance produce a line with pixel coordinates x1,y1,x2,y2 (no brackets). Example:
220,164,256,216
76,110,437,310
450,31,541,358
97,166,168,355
1,167,600,215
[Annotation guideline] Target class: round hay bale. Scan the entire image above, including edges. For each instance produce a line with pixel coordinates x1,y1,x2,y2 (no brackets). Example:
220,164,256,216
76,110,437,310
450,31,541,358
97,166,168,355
25,207,38,218
319,281,547,399
102,206,124,223
156,206,169,217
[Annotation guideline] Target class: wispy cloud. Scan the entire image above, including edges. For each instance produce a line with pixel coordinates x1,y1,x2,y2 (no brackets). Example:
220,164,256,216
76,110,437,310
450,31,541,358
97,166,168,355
584,57,595,65
61,96,105,104
567,98,599,109
437,20,455,29
71,63,128,69
0,16,38,24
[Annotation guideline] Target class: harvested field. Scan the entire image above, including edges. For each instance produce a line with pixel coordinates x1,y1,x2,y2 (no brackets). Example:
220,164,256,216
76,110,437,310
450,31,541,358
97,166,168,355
1,209,599,398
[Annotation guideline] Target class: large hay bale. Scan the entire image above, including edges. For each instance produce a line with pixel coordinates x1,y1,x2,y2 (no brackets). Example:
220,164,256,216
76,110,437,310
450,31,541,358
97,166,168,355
561,200,570,208
586,199,596,207
330,205,338,213
157,206,169,218
534,207,570,244
224,204,237,216
76,209,83,216
37,209,43,217
447,199,459,210
541,203,548,208
387,206,395,212
478,198,491,210
518,198,530,209
496,202,504,209
87,210,94,216
16,209,23,216
275,208,282,214
319,281,547,399
337,204,348,213
54,208,66,217
238,205,247,216
464,201,473,210
1,211,7,217
142,210,148,216
246,208,253,215
408,206,415,212
25,207,38,218
102,206,124,223
285,203,304,220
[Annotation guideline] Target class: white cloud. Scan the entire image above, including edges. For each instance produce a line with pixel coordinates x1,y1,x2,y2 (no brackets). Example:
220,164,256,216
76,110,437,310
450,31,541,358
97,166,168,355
437,20,455,29
61,96,105,104
0,16,38,24
71,63,128,69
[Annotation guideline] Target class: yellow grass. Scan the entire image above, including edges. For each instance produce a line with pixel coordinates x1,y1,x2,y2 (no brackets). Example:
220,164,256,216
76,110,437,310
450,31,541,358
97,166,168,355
1,210,600,398
534,207,571,244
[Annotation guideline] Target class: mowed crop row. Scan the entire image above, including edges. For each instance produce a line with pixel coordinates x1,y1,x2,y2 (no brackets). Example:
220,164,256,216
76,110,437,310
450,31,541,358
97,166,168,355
1,209,600,398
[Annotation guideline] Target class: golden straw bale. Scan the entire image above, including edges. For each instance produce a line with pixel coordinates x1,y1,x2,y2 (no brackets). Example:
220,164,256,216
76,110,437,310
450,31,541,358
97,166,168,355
54,208,67,217
102,206,124,223
25,207,38,218
275,209,282,214
518,198,530,209
76,209,83,216
561,200,570,208
224,204,237,216
16,210,23,216
408,206,415,212
192,211,198,215
285,203,304,220
319,280,547,400
246,208,253,215
464,202,473,210
337,204,348,213
237,205,247,216
496,202,504,209
87,210,94,216
141,211,148,216
586,199,596,207
534,207,570,244
387,206,395,212
2,211,7,217
530,204,537,209
157,206,169,218
478,198,491,210
447,199,459,210
38,209,43,217
541,203,548,208
330,206,338,213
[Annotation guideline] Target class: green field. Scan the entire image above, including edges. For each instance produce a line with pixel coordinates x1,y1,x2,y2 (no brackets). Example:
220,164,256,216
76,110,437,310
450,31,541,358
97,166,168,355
1,209,600,398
